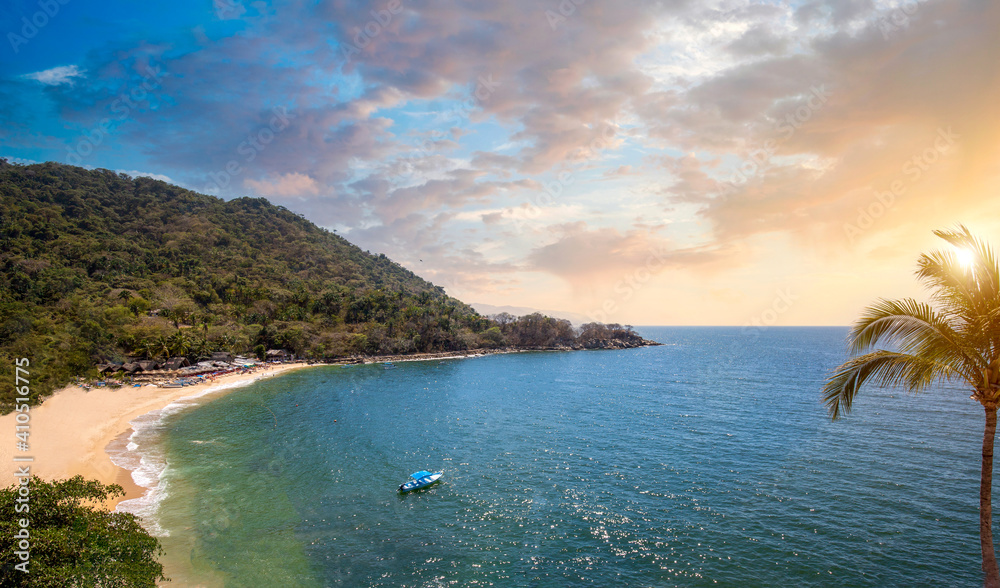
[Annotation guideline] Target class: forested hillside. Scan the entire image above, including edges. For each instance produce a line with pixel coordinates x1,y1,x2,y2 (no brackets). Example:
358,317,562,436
0,161,652,410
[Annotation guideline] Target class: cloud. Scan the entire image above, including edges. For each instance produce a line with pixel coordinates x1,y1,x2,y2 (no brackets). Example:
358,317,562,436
23,65,85,86
245,172,321,197
11,0,677,224
526,222,727,289
116,169,173,183
481,211,504,225
320,0,667,174
726,24,790,57
632,0,1000,252
3,0,999,323
603,164,638,178
2,156,38,165
342,210,524,297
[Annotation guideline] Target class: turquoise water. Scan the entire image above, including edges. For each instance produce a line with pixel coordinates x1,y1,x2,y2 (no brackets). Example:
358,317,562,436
149,327,988,586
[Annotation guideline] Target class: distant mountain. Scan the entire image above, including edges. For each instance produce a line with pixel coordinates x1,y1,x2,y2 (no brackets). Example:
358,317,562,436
0,161,655,410
471,303,593,327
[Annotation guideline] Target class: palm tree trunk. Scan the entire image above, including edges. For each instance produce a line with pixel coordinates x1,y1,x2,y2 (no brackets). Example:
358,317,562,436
982,404,1000,588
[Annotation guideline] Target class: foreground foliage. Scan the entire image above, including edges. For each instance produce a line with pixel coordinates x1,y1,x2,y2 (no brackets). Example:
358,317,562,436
823,225,1000,587
0,476,166,586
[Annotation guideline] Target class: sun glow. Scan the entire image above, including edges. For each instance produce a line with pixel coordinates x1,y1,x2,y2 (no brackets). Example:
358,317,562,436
956,248,975,269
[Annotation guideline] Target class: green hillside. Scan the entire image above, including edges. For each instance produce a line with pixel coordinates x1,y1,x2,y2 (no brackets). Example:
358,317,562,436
0,161,650,410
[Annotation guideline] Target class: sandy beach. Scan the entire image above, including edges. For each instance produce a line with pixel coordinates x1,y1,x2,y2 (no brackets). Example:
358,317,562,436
0,349,519,510
0,344,614,514
0,362,312,509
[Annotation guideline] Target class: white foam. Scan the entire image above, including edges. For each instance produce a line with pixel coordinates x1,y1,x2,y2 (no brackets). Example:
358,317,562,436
109,419,170,536
108,373,276,536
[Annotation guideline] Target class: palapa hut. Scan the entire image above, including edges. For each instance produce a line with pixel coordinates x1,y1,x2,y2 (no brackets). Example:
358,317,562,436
210,351,234,363
162,357,190,371
136,360,160,372
121,362,143,374
266,349,292,361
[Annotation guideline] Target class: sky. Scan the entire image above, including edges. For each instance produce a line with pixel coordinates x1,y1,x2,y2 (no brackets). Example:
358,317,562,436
1,0,998,326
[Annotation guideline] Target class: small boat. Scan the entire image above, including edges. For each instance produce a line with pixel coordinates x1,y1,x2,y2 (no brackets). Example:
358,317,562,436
398,470,442,492
384,362,396,370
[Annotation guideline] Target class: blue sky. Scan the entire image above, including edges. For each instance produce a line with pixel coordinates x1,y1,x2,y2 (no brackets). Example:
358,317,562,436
2,0,999,324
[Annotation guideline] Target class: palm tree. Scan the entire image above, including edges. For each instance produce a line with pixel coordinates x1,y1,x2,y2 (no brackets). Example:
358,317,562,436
153,335,171,361
198,313,214,337
218,334,236,354
823,225,1000,587
168,331,191,358
190,337,211,361
138,338,158,361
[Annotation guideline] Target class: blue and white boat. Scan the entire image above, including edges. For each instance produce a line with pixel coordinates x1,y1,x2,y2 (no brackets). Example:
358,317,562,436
398,470,442,492
384,362,396,370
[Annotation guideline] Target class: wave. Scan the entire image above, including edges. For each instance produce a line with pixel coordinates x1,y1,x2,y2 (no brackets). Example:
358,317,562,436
107,375,275,536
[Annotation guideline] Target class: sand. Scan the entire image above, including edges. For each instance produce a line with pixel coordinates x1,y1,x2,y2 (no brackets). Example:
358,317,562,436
0,349,516,509
0,348,530,512
0,362,312,509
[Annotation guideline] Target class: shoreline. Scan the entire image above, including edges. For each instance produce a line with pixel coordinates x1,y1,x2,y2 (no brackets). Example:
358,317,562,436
0,344,658,586
334,339,661,366
0,361,313,510
0,343,657,510
0,348,521,510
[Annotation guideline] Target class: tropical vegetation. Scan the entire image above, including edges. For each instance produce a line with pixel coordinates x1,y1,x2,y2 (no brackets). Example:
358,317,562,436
0,161,650,411
822,225,1000,587
0,476,165,586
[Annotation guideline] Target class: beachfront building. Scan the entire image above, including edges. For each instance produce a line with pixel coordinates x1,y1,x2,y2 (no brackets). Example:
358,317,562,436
266,349,293,362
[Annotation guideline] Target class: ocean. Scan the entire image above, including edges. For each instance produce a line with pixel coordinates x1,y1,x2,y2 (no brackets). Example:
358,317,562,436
114,327,989,586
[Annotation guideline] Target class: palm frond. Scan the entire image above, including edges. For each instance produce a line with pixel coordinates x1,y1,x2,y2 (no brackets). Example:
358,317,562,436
848,297,984,381
824,226,1000,419
933,225,1000,295
919,225,1000,323
916,250,978,315
823,350,963,420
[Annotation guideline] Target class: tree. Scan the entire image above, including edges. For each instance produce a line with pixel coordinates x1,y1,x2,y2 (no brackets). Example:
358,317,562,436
822,226,1000,587
197,312,213,336
489,312,516,329
153,335,170,360
0,476,166,586
167,330,191,357
126,297,151,318
134,338,153,361
218,333,240,354
165,301,195,329
481,326,505,348
190,336,211,361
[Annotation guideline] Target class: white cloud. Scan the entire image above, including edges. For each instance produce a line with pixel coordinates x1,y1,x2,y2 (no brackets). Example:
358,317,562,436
116,169,174,183
23,65,84,86
1,156,38,165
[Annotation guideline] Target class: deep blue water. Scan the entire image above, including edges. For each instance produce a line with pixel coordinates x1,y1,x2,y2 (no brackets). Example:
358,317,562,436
150,327,989,586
